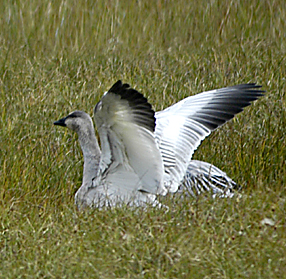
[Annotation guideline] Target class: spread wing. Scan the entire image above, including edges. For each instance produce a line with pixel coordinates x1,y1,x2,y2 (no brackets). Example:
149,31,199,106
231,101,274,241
155,84,264,192
94,80,166,197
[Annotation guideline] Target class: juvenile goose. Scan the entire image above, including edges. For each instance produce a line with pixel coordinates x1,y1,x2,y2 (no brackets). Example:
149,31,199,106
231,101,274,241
55,82,167,207
54,81,264,207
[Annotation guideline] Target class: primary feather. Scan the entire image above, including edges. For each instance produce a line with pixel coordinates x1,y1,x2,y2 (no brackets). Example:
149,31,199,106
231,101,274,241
54,81,264,208
155,83,264,192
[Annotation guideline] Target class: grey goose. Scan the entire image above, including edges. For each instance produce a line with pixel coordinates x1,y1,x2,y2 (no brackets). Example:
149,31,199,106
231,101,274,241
54,80,264,208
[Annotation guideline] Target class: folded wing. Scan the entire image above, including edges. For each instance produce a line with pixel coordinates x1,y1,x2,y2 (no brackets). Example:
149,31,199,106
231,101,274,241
180,160,240,197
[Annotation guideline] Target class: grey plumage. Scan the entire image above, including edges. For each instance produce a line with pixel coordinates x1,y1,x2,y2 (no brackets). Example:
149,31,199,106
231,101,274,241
90,81,166,207
54,81,264,208
54,111,101,194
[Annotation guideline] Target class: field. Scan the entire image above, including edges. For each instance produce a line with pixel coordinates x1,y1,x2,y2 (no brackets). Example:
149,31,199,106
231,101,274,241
0,0,285,278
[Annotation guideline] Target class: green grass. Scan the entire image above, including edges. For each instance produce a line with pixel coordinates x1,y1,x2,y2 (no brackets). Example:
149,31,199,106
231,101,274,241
0,0,285,278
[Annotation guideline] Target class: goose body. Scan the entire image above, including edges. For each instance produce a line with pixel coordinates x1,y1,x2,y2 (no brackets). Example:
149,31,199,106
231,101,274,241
54,81,264,208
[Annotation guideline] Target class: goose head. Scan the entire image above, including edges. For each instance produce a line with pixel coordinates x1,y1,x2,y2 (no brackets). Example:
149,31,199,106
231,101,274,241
54,110,94,134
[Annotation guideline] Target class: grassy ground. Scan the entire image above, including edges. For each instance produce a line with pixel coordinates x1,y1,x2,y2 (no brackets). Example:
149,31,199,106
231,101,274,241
0,0,285,278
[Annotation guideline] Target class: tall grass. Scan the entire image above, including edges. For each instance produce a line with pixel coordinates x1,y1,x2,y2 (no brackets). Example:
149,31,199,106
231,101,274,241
0,0,285,278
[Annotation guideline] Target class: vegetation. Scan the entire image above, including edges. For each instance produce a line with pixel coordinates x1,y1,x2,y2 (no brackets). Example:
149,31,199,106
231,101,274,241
0,0,285,278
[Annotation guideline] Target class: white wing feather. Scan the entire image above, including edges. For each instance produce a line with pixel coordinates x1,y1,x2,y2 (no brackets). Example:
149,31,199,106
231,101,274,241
155,84,264,193
94,84,166,204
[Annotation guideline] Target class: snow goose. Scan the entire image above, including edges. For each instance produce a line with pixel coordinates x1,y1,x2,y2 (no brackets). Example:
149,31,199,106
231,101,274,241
54,80,264,207
55,81,166,207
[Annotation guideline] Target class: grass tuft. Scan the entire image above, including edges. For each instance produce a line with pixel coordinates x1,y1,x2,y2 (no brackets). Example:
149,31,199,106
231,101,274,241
0,0,285,277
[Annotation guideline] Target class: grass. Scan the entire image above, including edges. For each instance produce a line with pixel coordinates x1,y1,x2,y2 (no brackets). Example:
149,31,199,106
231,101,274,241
0,0,285,278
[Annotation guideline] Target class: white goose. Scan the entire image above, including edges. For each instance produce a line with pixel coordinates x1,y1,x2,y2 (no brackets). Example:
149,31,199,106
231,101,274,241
54,81,264,207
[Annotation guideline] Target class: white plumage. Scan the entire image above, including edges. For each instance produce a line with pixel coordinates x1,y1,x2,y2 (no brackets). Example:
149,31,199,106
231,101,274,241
54,81,264,208
91,82,166,206
155,83,264,193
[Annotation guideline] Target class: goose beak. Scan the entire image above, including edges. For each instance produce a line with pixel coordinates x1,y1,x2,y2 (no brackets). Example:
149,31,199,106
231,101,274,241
54,117,67,127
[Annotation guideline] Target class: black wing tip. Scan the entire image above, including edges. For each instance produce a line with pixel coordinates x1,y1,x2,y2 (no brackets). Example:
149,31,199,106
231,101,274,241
108,80,156,132
107,80,147,106
108,80,124,92
193,83,265,131
230,83,266,94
